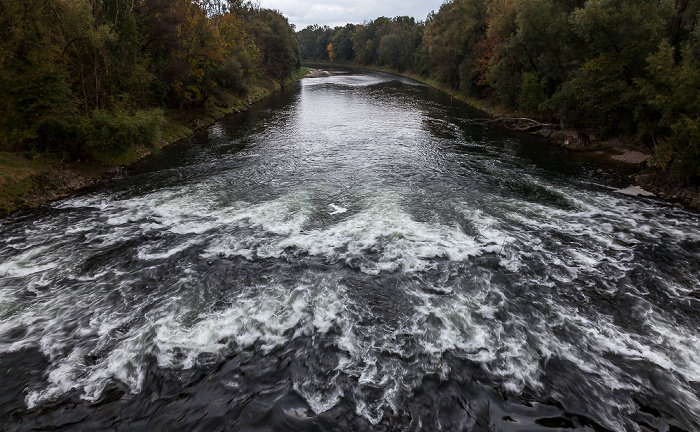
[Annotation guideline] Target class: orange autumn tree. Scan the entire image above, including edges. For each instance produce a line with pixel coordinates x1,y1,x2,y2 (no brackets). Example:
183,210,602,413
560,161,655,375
170,0,225,107
327,42,335,62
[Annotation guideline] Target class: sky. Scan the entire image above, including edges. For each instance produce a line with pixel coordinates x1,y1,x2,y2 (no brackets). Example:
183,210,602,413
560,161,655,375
256,0,447,29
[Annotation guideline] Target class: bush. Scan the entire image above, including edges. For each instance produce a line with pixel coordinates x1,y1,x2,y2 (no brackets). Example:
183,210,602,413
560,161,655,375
210,56,249,96
636,41,700,179
34,115,82,156
518,72,546,112
82,109,164,159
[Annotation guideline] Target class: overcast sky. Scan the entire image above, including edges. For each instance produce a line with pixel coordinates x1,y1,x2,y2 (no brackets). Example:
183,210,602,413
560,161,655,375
257,0,447,29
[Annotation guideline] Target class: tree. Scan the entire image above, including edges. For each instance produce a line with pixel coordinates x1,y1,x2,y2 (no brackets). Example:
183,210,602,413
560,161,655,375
246,9,300,80
327,42,335,62
422,0,488,92
569,0,672,78
378,34,400,69
331,24,356,63
210,11,260,96
1,0,302,158
636,39,700,177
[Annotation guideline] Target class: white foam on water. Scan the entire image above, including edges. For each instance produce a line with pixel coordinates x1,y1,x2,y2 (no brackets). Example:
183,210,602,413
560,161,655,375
547,302,700,428
294,373,345,415
26,331,150,407
137,238,202,261
2,159,700,430
329,203,347,215
0,260,192,407
0,258,58,278
215,195,312,238
304,74,389,89
12,276,350,408
204,193,498,275
153,280,349,365
278,195,483,274
282,182,700,425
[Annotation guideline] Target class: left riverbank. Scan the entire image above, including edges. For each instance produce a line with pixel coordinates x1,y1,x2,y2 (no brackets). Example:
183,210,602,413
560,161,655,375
0,69,309,218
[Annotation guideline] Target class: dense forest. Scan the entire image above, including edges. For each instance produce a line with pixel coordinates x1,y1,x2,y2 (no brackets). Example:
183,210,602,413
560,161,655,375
0,0,300,162
298,0,700,181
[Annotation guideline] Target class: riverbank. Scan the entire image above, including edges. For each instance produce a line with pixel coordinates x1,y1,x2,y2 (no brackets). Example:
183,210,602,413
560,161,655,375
0,69,308,217
307,63,700,211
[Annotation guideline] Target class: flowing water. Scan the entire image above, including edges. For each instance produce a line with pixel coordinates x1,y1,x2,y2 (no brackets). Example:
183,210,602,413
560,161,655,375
1,68,699,431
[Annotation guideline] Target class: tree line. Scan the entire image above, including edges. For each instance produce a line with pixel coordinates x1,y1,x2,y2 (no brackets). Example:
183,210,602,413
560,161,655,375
298,0,699,180
0,0,300,160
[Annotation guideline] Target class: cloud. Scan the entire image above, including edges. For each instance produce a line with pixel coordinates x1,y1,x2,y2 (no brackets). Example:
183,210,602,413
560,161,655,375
258,0,446,29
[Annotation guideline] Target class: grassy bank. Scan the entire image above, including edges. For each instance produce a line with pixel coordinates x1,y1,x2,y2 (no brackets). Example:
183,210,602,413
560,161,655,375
0,69,308,217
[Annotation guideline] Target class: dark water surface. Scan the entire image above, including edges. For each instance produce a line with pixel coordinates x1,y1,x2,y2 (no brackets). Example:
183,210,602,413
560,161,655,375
1,68,699,431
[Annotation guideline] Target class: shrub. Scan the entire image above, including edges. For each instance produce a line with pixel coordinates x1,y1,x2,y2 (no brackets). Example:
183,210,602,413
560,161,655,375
518,72,546,112
82,109,164,159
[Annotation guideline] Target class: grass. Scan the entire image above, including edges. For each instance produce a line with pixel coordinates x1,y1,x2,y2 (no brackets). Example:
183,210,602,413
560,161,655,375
0,152,52,181
0,152,53,214
289,67,310,81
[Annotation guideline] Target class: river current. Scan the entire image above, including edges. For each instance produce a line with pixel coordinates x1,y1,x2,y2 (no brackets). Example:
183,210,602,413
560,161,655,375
1,68,699,431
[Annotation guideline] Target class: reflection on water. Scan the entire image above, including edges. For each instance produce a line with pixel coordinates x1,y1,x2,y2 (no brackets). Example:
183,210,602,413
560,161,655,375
1,67,699,431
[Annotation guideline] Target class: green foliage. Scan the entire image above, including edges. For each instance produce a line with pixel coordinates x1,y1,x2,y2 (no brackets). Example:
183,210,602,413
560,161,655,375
0,0,300,160
5,70,73,122
82,109,165,160
560,54,639,133
517,72,545,112
210,56,249,96
486,54,521,107
298,16,423,73
421,0,488,91
247,9,301,81
297,25,332,62
509,0,581,97
378,34,401,69
569,0,671,72
636,40,700,177
0,68,73,152
331,25,356,63
0,128,38,153
539,80,579,128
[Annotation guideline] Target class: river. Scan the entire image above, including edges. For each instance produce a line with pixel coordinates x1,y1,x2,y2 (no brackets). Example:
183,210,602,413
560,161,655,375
1,68,699,431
